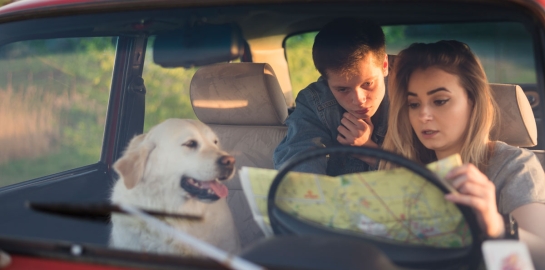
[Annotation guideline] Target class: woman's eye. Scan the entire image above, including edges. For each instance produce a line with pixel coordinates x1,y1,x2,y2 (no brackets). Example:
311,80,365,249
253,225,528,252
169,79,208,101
183,140,198,148
408,102,419,109
363,82,372,87
434,99,449,106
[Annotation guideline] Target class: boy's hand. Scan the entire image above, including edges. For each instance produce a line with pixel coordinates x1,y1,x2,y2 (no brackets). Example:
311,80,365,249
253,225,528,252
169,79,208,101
337,112,376,148
337,112,378,167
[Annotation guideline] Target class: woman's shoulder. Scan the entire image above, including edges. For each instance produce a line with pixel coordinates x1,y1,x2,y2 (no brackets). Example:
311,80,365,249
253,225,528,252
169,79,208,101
488,141,545,214
492,141,535,160
489,141,542,174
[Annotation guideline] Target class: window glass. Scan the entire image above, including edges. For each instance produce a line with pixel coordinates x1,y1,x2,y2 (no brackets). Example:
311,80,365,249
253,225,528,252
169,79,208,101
142,36,197,132
0,37,115,187
285,32,320,98
285,22,536,98
383,22,536,84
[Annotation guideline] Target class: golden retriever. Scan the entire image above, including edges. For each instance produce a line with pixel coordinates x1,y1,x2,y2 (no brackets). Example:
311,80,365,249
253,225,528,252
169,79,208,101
109,118,240,256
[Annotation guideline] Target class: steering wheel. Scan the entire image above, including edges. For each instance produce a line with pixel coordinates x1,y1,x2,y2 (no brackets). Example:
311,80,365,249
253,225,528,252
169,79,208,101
267,146,482,270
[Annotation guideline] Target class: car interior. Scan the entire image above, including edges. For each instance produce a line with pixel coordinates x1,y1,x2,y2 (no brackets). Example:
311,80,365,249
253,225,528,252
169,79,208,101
0,0,544,269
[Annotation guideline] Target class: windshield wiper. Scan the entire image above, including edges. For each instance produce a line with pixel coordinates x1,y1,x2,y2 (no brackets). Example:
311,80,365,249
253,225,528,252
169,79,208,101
26,201,202,223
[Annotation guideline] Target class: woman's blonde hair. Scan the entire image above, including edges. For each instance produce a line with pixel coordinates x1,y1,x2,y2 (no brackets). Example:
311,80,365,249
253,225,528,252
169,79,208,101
380,40,497,171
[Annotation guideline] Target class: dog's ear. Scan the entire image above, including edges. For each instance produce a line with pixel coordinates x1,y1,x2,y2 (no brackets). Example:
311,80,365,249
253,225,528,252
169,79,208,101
113,133,155,189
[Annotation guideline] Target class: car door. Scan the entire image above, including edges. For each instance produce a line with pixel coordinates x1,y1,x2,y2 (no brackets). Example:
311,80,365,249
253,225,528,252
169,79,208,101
0,12,147,246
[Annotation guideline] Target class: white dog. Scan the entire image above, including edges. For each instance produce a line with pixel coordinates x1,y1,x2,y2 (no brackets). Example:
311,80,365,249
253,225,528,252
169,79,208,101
109,118,240,256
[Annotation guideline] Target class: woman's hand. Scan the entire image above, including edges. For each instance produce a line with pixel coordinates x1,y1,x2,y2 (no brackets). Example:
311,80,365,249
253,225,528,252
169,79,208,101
444,163,505,238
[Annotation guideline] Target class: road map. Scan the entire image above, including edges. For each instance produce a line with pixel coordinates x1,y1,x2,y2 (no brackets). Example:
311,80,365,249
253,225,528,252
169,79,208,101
240,154,472,248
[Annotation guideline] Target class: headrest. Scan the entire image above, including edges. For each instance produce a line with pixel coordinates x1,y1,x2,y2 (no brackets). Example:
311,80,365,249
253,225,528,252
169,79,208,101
491,83,537,147
190,63,288,125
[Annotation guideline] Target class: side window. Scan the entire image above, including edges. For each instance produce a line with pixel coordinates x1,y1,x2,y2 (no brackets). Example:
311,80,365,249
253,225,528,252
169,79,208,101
0,37,115,187
285,22,537,98
383,22,536,84
285,32,320,99
142,36,197,132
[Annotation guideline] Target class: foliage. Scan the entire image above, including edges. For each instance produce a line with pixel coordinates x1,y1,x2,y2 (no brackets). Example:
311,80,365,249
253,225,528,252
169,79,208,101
0,37,114,185
285,32,320,98
142,38,197,132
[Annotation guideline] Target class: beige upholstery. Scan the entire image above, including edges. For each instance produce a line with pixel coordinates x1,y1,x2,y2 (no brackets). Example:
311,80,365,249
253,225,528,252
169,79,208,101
490,83,537,147
190,63,288,247
191,63,287,125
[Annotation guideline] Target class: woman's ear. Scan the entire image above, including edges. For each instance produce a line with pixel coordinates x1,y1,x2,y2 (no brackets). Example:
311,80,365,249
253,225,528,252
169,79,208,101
113,133,155,189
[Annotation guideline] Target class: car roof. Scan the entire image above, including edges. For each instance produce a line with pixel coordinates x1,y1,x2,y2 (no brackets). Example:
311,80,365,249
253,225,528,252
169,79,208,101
1,0,545,27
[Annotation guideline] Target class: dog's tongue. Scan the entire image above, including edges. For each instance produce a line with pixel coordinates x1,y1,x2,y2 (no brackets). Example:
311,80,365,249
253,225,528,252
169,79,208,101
209,181,228,198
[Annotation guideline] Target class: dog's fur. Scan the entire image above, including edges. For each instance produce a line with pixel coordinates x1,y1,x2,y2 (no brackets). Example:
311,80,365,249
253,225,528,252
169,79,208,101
110,118,240,256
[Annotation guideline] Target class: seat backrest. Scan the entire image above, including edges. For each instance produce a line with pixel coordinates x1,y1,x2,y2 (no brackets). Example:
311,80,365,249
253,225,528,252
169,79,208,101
490,83,545,170
190,62,288,247
490,83,537,147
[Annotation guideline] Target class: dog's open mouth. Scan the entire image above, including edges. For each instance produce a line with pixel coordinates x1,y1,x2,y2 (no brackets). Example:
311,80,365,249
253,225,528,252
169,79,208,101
180,176,228,202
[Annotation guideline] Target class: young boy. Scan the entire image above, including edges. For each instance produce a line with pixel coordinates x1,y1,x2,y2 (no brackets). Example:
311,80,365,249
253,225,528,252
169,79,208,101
273,18,389,175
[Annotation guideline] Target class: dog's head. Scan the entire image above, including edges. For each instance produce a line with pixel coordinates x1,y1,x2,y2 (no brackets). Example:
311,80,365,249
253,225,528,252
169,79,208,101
113,118,235,203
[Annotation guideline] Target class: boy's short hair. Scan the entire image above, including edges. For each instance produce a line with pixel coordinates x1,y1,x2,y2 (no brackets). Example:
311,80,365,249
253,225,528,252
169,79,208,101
312,18,386,78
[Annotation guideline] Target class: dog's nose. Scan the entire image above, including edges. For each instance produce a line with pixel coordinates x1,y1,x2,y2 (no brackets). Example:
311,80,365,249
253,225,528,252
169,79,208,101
218,155,235,167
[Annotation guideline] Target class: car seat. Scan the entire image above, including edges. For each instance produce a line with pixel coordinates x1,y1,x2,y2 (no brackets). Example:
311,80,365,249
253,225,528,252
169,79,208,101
190,62,288,247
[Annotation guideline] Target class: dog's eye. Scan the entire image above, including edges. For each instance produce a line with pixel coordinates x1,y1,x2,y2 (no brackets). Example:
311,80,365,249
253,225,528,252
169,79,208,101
214,140,218,145
183,140,198,148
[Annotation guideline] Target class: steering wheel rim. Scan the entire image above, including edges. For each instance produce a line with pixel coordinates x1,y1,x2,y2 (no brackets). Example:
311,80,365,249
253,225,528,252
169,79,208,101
267,146,482,269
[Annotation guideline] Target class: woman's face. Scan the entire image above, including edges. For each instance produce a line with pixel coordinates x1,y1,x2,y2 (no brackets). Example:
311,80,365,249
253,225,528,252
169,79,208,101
407,67,473,160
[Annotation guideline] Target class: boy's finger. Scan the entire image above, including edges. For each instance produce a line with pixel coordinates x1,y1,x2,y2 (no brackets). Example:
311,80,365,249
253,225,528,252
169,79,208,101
337,124,350,136
337,134,350,145
362,117,373,127
340,117,357,131
344,113,369,128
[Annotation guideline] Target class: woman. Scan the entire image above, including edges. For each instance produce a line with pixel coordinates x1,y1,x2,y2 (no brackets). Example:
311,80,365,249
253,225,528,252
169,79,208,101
381,40,545,268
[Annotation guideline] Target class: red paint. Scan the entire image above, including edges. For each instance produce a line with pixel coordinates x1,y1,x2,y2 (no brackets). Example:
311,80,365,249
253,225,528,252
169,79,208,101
6,255,133,270
0,0,102,14
536,0,545,8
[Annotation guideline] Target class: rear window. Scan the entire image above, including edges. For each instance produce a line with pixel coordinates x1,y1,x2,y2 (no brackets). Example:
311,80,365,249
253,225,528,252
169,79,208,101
142,36,198,132
285,22,536,98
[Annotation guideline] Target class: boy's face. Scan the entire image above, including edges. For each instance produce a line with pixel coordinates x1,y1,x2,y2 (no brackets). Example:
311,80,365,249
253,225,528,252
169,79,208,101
326,53,388,120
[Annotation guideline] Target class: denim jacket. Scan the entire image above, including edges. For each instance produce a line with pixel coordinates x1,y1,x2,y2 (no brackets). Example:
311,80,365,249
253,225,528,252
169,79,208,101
273,77,388,176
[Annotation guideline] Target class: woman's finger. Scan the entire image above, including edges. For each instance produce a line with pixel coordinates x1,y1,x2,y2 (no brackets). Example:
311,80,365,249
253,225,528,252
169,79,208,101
445,193,489,211
457,181,494,199
445,164,470,180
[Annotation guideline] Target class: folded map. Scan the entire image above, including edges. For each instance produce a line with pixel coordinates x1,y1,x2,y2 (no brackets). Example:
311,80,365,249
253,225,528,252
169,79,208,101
240,153,471,247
